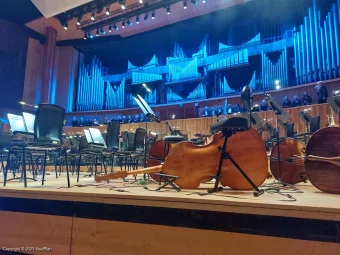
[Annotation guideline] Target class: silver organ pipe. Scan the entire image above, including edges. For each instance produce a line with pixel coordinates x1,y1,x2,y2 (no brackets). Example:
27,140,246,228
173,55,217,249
333,3,340,77
304,16,311,83
314,0,321,80
324,19,331,79
328,10,336,78
309,7,316,81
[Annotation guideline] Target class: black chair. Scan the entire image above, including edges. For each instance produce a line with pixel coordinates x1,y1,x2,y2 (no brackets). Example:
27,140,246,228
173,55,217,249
294,116,320,143
286,123,295,138
4,104,70,188
106,121,120,151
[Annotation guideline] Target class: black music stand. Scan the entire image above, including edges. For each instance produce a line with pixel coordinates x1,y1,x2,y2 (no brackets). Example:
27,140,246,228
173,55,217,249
264,94,289,183
328,92,340,125
298,110,312,132
133,94,160,169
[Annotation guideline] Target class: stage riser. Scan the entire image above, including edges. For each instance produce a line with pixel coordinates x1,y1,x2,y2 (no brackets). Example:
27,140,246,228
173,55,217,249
0,211,338,255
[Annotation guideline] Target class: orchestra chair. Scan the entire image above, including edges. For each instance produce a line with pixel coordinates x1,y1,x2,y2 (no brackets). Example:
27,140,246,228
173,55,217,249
0,133,12,173
102,121,120,173
76,128,107,182
120,131,128,151
294,115,320,143
116,128,146,172
4,104,70,188
286,122,295,138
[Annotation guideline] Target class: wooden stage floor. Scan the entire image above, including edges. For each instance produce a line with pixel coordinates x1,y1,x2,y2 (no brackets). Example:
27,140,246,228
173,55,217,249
0,172,339,255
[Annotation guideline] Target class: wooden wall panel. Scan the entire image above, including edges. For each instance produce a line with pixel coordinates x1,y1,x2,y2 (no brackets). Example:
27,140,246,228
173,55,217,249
22,38,44,108
63,103,333,140
0,211,72,255
71,218,340,255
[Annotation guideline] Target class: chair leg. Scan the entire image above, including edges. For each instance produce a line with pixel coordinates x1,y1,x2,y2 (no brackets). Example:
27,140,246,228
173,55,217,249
42,151,47,186
22,147,27,188
54,152,58,179
3,146,12,186
64,148,70,188
77,153,82,182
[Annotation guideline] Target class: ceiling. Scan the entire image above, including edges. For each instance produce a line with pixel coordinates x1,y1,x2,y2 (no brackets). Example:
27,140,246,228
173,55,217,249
25,0,251,41
31,0,93,18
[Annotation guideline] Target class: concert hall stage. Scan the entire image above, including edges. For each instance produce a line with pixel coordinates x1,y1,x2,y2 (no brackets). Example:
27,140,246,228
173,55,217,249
0,173,339,255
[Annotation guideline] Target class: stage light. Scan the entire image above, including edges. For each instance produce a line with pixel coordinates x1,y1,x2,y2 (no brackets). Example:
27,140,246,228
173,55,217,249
91,12,95,20
34,105,38,108
119,0,126,9
100,28,106,34
63,21,68,30
77,16,82,25
113,24,119,31
96,29,99,36
108,26,112,32
183,1,188,9
152,11,155,19
142,83,147,88
89,32,93,38
19,101,25,105
122,21,125,28
146,88,151,93
202,0,206,3
172,114,175,119
167,7,171,14
84,32,87,40
191,0,197,4
275,80,280,89
144,13,148,20
127,20,132,26
139,0,143,3
136,16,140,24
106,6,110,15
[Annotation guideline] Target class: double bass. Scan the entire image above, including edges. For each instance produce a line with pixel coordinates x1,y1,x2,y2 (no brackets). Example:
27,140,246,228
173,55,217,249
305,127,340,194
96,127,268,190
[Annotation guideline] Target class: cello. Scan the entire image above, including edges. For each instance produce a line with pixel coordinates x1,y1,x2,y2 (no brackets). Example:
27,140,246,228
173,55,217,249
270,138,307,184
305,127,340,194
96,127,268,190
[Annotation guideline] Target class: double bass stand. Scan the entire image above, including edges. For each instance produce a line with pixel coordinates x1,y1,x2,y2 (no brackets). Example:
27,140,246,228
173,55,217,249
209,118,264,197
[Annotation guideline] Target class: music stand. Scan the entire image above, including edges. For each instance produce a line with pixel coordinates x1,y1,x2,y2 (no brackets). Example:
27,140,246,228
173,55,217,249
264,94,289,182
133,94,160,168
328,92,340,124
298,110,312,132
23,112,35,133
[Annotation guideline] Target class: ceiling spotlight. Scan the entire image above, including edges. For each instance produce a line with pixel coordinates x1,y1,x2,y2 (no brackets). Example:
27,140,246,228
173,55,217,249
119,0,126,9
100,28,106,34
127,20,132,26
183,1,188,9
63,21,68,30
113,24,119,31
136,16,140,24
106,6,110,15
139,0,143,3
191,0,197,4
167,7,171,14
91,12,95,20
144,13,149,20
202,0,206,2
76,16,82,25
122,21,125,28
108,26,112,32
83,33,87,40
151,11,155,19
96,29,99,36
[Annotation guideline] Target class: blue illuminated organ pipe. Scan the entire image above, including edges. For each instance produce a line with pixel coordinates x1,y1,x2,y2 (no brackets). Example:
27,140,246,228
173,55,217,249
168,58,200,82
130,89,156,106
294,0,340,83
167,88,183,103
261,48,287,90
76,55,105,111
106,78,125,109
187,82,205,100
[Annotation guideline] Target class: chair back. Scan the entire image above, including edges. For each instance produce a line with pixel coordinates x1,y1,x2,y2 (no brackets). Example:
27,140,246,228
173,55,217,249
121,131,128,151
89,128,107,148
34,104,65,144
106,121,120,150
127,131,135,151
79,136,90,151
286,123,295,138
310,116,320,132
134,128,146,151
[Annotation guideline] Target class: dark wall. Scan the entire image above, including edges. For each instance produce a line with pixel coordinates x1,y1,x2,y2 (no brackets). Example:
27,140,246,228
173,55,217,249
0,19,29,109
